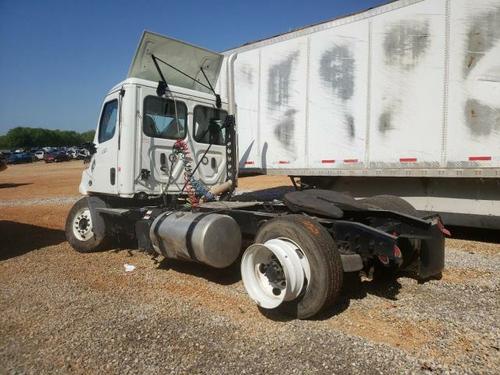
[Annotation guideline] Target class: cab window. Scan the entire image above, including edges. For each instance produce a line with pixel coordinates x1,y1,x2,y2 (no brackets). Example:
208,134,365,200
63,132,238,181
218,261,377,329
98,100,118,143
143,96,187,139
193,106,227,145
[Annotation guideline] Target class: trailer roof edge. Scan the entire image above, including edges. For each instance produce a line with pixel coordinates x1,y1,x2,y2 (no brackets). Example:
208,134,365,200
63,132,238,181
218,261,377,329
223,0,424,54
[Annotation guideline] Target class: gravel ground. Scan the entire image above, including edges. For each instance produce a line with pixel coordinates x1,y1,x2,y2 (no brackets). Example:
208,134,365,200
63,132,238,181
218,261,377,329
1,242,499,374
1,163,499,374
0,196,79,207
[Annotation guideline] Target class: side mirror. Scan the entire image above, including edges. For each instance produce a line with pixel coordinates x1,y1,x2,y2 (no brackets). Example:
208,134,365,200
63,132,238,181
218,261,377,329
156,81,167,97
208,120,220,144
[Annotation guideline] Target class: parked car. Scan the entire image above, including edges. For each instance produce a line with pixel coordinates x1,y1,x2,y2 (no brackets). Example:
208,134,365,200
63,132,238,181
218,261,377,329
0,155,7,172
44,151,70,163
76,148,90,160
34,150,45,160
6,152,34,164
67,149,78,159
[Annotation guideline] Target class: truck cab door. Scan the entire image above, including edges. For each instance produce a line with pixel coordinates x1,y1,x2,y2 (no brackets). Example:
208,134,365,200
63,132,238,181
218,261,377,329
137,90,188,194
190,105,228,186
89,92,120,194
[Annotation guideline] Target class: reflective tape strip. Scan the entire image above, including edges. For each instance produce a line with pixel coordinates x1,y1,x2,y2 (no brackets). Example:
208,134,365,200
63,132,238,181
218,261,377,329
343,159,358,163
400,158,417,163
468,156,491,161
321,159,336,164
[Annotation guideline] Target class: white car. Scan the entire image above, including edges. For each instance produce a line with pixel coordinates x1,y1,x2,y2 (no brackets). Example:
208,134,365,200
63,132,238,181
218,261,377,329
77,149,90,159
34,150,45,160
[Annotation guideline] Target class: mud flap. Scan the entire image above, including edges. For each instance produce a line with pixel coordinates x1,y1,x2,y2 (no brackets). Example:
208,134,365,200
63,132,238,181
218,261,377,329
418,223,445,280
86,196,108,239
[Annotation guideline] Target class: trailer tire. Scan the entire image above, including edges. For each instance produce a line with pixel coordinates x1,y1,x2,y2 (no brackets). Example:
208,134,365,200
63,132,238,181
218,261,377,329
253,215,343,319
65,197,109,253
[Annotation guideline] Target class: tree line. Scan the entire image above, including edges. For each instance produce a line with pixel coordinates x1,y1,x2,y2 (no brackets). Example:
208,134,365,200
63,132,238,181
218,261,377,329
0,127,95,149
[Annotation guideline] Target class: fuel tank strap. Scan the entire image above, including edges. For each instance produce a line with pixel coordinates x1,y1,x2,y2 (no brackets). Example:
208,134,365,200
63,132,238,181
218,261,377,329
153,211,173,257
185,212,212,261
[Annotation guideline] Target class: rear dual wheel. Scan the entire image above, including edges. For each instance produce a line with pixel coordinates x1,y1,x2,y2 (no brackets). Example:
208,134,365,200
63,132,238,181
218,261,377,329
241,215,343,319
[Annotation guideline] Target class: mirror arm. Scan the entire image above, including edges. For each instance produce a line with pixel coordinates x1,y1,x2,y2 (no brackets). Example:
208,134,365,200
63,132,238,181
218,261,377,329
151,54,169,97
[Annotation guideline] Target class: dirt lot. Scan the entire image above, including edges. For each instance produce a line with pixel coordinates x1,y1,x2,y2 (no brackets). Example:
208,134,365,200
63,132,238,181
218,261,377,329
1,161,499,374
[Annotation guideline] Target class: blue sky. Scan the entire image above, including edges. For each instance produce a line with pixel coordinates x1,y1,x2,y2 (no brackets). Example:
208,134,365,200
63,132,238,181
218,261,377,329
0,0,387,134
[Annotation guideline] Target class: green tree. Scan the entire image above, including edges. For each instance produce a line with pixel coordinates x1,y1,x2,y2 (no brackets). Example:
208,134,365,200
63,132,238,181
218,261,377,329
81,130,95,143
0,127,97,149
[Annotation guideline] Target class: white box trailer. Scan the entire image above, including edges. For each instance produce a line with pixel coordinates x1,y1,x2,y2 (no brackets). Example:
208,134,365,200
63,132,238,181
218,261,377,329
220,0,500,229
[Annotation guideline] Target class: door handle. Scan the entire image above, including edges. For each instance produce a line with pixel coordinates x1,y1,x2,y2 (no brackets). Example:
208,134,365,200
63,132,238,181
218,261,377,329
160,153,167,172
110,168,116,185
211,157,217,169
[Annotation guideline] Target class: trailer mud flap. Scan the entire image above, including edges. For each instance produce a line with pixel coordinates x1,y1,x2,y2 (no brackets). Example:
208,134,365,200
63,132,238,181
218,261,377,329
418,224,445,280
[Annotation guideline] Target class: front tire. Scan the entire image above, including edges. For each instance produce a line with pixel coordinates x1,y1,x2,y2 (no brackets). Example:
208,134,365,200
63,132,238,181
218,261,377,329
243,215,343,319
65,197,109,253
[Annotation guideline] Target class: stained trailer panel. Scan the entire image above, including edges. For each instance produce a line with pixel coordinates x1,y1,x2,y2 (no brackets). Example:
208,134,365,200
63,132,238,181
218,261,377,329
447,0,500,166
369,0,446,166
307,20,369,169
225,0,500,177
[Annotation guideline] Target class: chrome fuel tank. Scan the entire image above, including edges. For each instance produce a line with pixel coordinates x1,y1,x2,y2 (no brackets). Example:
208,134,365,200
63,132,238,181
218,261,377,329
150,211,242,268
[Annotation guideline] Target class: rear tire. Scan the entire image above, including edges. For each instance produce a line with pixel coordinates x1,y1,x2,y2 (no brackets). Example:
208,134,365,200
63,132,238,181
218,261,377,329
253,215,343,319
65,197,109,253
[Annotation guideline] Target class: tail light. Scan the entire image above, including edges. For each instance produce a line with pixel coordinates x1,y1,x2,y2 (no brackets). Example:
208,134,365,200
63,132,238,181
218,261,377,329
437,219,451,237
393,244,402,258
378,254,389,265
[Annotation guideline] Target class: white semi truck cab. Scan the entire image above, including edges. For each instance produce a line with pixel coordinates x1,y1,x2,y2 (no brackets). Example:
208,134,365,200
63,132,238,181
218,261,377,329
66,31,447,320
80,32,236,200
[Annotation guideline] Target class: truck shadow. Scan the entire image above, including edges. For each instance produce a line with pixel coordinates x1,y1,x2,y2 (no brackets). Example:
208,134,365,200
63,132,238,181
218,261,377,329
153,253,419,322
236,272,404,323
448,226,500,244
157,258,242,286
0,220,66,261
316,273,403,321
156,257,411,322
0,182,32,189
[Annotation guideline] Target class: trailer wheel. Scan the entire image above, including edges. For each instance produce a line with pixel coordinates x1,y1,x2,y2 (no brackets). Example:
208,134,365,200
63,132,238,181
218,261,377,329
65,197,109,253
241,215,343,319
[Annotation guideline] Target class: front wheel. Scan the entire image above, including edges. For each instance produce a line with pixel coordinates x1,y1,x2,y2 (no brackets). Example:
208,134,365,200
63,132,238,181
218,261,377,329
241,215,343,319
65,197,109,253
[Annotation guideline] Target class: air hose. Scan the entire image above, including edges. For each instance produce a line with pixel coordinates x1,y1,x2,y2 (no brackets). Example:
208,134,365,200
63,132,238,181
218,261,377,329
173,139,214,207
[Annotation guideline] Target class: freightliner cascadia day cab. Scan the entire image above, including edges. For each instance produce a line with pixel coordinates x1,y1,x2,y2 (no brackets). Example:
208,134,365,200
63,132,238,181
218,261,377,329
226,0,500,229
66,0,500,319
